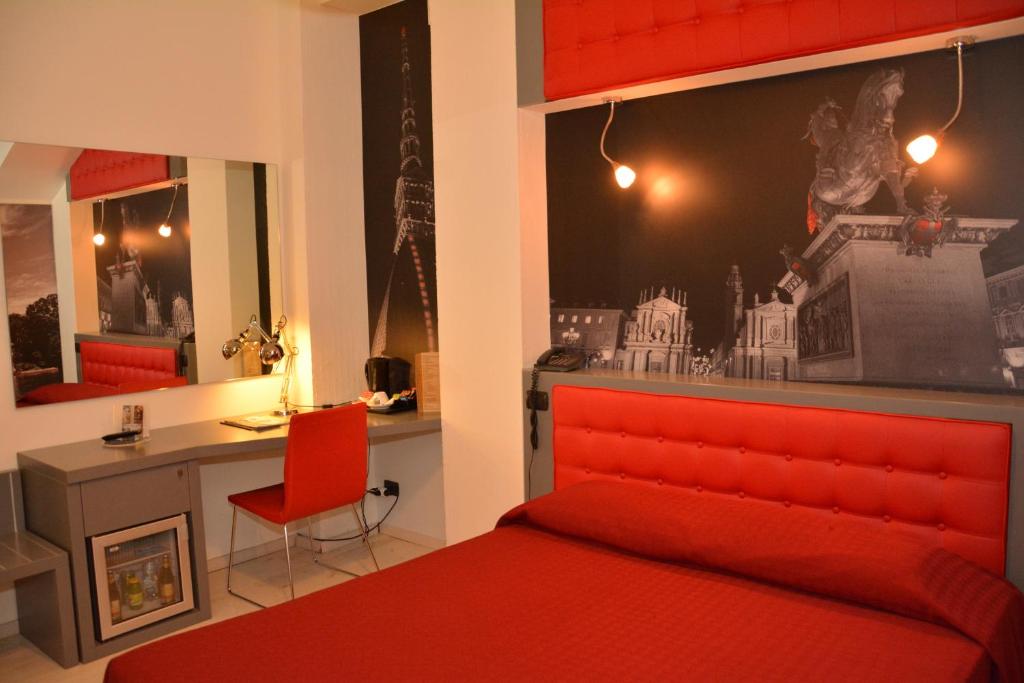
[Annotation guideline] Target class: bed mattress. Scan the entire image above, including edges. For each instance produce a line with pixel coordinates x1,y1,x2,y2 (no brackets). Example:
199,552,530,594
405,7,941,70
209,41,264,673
106,482,1023,682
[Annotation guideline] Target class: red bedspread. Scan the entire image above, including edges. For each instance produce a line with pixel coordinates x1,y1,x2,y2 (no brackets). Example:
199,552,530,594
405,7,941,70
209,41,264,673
106,482,1024,682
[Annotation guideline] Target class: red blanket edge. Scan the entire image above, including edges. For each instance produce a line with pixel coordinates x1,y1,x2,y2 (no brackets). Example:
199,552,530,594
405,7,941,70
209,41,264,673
498,481,1024,683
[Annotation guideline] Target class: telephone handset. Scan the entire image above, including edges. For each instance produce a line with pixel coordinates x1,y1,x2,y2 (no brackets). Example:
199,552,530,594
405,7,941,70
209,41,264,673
535,348,586,372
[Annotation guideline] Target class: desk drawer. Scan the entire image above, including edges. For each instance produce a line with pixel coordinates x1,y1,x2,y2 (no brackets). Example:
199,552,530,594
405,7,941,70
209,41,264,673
81,465,190,536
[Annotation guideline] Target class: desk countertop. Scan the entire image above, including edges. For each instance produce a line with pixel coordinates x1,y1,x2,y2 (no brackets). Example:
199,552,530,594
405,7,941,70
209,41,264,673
17,410,441,485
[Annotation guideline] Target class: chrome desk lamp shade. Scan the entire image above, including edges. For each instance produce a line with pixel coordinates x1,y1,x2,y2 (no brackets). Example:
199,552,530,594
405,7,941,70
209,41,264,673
221,315,298,415
221,336,244,360
259,338,285,365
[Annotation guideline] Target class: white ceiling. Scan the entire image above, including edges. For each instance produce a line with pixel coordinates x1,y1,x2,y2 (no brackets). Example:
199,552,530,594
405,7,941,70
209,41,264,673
0,142,81,203
321,0,397,15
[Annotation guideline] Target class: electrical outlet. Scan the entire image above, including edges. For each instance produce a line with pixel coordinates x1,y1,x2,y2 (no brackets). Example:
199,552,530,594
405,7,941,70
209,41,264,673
383,479,400,497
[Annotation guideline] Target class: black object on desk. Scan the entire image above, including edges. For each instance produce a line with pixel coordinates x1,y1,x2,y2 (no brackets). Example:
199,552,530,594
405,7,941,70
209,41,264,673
101,430,142,443
365,356,411,395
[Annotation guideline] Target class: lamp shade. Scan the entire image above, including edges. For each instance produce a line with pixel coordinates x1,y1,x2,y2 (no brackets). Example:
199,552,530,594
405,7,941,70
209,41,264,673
259,341,285,365
614,163,637,189
221,338,242,360
907,134,939,164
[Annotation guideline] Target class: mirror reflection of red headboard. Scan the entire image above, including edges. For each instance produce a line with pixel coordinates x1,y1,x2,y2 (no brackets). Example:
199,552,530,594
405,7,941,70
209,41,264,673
552,385,1011,575
69,150,170,200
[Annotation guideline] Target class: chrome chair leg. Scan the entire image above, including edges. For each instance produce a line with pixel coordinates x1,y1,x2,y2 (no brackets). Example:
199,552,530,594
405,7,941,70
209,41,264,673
224,507,278,610
352,504,381,572
307,507,381,578
226,506,237,592
283,523,295,601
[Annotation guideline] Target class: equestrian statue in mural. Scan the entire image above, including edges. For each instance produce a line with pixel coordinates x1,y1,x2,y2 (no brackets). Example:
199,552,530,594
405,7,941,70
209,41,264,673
805,69,918,233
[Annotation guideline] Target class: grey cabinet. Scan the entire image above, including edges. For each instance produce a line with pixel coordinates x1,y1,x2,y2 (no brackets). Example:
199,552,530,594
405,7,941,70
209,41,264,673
19,461,210,662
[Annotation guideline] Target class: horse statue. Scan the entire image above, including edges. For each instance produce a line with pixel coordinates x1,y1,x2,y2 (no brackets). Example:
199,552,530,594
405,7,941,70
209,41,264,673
805,69,918,233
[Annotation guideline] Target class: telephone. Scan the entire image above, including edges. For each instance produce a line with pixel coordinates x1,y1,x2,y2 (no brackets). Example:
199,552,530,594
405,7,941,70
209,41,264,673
535,348,586,372
527,348,586,497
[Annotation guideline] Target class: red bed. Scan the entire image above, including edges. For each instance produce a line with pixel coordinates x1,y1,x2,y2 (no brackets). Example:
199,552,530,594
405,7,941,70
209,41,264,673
105,387,1024,682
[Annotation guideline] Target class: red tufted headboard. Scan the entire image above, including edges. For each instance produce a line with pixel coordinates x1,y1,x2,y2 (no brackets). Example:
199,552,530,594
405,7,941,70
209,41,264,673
543,0,1024,99
552,385,1012,575
79,341,181,390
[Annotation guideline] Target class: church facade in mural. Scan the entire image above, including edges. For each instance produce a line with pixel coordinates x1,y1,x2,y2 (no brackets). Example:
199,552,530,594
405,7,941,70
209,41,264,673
548,38,1024,393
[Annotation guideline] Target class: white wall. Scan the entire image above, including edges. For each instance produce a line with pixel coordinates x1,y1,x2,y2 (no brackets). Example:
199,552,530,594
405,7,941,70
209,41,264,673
0,0,379,630
430,1,549,543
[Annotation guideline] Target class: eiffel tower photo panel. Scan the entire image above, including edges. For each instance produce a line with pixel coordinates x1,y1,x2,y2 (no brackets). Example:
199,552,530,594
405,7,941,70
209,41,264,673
361,0,437,369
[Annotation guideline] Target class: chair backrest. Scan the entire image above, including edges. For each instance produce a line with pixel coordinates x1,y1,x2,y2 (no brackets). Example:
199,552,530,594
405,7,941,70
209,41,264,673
281,403,368,522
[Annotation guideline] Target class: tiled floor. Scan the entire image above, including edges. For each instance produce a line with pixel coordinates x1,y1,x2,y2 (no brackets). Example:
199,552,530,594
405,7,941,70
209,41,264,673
0,535,433,683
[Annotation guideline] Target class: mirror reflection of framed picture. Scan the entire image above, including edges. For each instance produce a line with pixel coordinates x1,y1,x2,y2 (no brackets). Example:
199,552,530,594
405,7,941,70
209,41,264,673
0,204,63,402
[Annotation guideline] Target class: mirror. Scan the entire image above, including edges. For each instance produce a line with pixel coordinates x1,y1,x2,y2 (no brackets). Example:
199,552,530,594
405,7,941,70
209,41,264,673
0,141,283,407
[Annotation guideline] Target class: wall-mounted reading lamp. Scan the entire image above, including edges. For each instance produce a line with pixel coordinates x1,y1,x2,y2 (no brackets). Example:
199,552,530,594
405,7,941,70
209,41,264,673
600,97,636,189
222,315,298,416
906,35,975,165
92,199,106,246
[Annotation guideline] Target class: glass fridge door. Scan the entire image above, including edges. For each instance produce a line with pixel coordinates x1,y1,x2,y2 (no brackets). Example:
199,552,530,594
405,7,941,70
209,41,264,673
92,514,195,640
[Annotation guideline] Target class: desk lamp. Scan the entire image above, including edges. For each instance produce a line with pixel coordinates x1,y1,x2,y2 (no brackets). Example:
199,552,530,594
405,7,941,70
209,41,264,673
222,315,298,416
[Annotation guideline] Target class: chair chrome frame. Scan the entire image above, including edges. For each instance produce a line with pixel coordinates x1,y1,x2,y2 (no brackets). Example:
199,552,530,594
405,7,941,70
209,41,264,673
310,505,381,577
226,503,379,609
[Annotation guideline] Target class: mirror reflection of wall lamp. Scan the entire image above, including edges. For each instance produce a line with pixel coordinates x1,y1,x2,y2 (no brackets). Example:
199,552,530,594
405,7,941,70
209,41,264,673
92,182,183,247
906,35,975,165
222,315,298,416
600,97,637,189
92,198,106,246
158,182,181,238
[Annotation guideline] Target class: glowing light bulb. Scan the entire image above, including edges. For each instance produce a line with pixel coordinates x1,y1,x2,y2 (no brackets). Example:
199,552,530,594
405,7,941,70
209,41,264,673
92,233,106,246
906,134,939,164
158,223,172,238
614,163,636,189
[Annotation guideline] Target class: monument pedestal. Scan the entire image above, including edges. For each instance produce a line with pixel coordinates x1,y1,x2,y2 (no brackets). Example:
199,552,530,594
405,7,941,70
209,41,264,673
779,215,1018,390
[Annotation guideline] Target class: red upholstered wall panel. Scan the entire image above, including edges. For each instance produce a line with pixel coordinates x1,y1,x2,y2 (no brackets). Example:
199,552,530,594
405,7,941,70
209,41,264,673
543,0,1024,99
69,149,170,200
552,385,1012,575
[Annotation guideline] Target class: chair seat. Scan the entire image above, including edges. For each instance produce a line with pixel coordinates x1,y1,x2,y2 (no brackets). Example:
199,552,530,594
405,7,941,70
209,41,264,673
228,483,288,525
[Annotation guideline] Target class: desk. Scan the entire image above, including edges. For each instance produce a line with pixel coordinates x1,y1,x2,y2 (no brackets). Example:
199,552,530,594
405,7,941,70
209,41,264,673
19,410,441,484
16,410,440,662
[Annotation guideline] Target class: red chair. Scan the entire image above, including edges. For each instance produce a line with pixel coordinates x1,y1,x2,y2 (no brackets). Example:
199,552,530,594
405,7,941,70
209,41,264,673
226,404,379,607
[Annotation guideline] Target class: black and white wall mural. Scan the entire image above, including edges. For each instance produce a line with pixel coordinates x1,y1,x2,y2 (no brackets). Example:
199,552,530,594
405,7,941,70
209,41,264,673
360,0,437,366
547,35,1024,393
